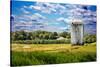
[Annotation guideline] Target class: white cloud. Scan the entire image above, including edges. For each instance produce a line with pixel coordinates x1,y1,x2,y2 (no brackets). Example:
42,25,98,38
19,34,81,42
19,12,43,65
33,6,41,10
16,13,46,22
59,27,67,30
31,5,41,10
23,6,28,8
57,17,72,24
42,8,51,14
14,21,33,27
13,12,47,30
16,15,32,21
55,4,66,10
35,13,45,18
40,25,63,32
42,2,54,8
20,8,30,14
29,2,67,14
39,3,56,14
70,7,86,17
56,17,65,21
31,13,46,20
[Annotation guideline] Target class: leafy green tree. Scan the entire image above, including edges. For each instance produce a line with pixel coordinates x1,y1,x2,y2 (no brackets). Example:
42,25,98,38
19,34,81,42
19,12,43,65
84,34,96,43
59,32,70,38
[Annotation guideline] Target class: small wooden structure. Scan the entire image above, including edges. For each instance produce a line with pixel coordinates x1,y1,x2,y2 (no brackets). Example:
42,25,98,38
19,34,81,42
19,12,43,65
71,19,84,45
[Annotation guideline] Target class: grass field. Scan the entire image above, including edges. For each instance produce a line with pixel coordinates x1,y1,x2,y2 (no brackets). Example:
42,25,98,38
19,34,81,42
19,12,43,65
11,43,96,66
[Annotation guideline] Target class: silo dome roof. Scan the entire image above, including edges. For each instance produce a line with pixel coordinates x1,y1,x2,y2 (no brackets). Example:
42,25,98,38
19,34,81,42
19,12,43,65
71,19,83,24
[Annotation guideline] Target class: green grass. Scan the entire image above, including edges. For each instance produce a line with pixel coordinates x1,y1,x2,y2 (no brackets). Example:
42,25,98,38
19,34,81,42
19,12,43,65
11,43,96,66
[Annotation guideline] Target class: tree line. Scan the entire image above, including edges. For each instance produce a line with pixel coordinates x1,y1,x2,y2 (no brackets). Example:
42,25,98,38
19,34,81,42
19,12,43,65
11,30,71,44
11,30,96,44
11,30,70,41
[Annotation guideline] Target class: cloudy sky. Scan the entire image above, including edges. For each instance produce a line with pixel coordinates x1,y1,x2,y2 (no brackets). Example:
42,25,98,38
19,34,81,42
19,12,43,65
11,0,96,34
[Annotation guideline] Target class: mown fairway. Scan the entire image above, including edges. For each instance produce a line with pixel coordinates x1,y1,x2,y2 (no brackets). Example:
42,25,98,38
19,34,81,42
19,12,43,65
11,43,96,66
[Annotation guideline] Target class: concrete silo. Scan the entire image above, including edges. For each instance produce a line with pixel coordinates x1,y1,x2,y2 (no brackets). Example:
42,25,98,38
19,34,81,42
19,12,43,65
71,19,84,45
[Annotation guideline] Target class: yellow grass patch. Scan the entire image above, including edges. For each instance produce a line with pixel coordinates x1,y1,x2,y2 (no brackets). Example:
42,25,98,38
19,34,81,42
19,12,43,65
11,43,96,53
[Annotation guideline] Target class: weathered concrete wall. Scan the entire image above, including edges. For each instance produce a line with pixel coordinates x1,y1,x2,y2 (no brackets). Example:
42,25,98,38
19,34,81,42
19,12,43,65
71,23,84,45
